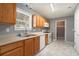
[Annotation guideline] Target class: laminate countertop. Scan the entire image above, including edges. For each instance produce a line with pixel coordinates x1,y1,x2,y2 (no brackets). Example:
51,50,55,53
0,32,50,46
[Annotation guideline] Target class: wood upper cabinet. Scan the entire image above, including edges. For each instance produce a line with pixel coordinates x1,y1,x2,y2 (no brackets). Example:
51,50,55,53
45,34,48,45
36,16,40,28
32,15,40,28
0,4,3,21
42,17,46,27
32,15,37,28
39,16,43,28
32,15,48,28
0,3,16,25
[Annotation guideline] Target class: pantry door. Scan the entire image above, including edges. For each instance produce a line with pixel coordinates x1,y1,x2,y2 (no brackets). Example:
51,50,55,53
56,20,65,40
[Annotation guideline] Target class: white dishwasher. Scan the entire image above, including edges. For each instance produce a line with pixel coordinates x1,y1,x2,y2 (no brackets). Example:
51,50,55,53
48,33,52,44
40,34,45,50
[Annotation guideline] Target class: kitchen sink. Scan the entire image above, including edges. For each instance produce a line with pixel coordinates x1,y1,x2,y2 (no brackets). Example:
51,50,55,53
23,34,36,37
17,33,37,37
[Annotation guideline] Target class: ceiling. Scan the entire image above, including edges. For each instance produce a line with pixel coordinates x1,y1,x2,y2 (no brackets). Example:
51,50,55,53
26,3,78,19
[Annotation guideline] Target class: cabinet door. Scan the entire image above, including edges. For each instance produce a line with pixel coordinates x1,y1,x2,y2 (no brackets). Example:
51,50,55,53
35,37,40,53
39,16,43,28
0,4,3,22
25,38,33,56
33,37,40,54
32,15,48,28
42,17,45,28
32,15,37,28
0,3,16,24
45,34,48,45
0,47,1,55
39,16,45,28
33,15,40,28
42,18,46,27
36,16,40,28
2,47,23,56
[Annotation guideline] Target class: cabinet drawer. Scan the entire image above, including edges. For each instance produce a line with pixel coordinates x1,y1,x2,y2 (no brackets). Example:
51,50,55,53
0,41,24,54
1,47,23,56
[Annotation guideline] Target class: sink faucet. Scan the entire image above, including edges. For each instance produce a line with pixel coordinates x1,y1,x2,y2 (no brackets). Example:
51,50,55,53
24,25,28,35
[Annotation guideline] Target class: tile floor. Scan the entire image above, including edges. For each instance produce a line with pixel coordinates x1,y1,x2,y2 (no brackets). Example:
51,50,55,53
36,39,79,56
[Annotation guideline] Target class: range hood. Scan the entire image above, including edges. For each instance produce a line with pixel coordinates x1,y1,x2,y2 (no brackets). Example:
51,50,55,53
44,22,49,27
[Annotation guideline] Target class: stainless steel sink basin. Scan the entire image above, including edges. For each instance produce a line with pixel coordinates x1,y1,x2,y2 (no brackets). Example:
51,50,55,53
23,34,36,37
17,33,37,37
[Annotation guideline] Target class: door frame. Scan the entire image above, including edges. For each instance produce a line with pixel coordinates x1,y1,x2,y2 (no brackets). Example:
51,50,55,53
55,19,66,41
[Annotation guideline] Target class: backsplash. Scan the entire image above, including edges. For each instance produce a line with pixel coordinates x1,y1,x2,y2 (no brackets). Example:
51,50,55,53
0,24,25,35
0,24,42,36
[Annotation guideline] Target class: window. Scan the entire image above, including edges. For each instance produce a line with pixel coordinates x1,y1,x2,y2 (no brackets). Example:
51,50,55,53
15,8,31,30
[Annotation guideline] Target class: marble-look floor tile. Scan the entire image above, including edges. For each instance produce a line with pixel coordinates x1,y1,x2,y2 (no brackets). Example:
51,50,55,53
36,39,79,56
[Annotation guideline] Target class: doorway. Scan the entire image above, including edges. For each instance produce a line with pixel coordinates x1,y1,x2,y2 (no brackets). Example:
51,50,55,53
56,20,65,40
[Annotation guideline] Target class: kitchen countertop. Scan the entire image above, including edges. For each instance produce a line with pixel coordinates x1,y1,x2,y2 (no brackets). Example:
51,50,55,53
0,34,40,46
44,33,51,34
0,32,50,46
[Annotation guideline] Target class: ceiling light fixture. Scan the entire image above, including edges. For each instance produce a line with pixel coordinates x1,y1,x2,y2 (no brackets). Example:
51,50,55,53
50,3,55,12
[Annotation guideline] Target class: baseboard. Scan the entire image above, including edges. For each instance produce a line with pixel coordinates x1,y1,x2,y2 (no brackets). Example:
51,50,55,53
64,40,74,46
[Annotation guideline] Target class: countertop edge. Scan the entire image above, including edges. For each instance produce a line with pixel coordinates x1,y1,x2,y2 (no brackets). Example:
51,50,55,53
0,35,40,46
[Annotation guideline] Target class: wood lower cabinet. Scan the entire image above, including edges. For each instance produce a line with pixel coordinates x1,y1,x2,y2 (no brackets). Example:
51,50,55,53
0,41,23,54
0,41,24,56
24,36,40,56
0,47,1,55
0,3,16,25
1,47,23,56
45,34,48,45
0,36,40,56
33,36,40,55
24,38,33,56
